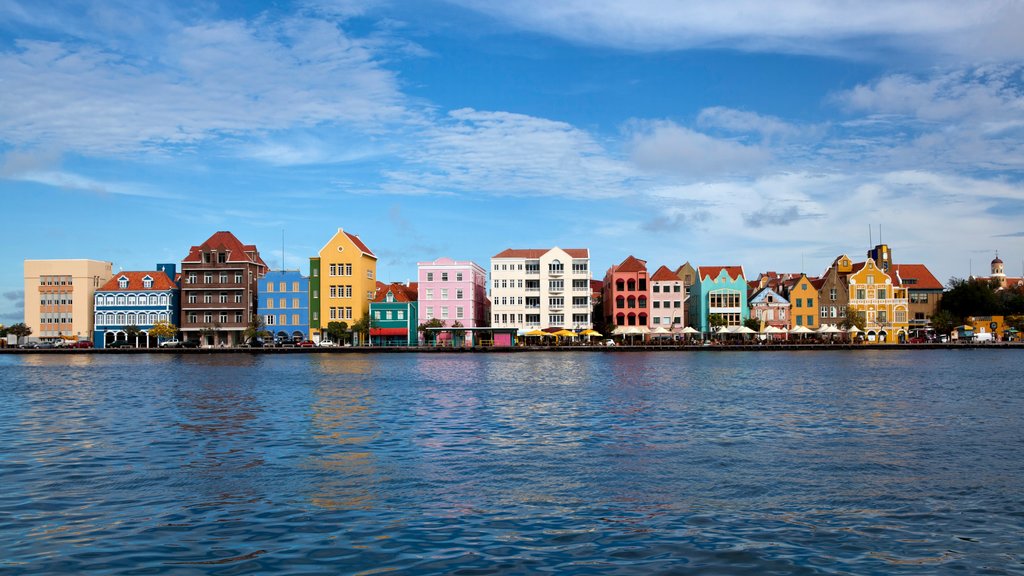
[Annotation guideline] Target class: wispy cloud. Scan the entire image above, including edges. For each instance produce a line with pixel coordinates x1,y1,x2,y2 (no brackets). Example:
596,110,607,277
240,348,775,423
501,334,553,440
626,119,771,178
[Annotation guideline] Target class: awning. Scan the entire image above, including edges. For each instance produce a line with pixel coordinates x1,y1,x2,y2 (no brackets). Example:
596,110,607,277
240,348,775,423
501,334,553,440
370,327,408,336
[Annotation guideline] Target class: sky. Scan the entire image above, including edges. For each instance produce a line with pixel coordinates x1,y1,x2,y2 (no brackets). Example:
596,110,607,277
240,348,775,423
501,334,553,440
2,0,1024,323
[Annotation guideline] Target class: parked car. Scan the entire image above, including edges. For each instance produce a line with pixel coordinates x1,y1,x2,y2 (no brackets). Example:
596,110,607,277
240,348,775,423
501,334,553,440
19,342,39,349
246,338,265,348
159,339,181,348
36,341,56,349
107,340,134,348
181,340,201,348
317,340,336,347
71,340,94,349
298,340,316,347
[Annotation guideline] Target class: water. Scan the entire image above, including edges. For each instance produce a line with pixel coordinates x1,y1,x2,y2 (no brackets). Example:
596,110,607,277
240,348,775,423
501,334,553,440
1,350,1023,575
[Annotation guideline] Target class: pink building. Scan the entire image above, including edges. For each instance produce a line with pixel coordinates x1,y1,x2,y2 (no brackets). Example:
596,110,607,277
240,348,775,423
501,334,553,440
603,255,651,328
417,257,490,342
649,265,686,332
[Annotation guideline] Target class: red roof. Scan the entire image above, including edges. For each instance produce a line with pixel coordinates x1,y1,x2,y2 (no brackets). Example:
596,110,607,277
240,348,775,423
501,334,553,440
590,279,604,291
345,231,375,257
99,271,177,291
373,282,417,302
650,265,679,282
698,266,745,281
892,264,942,290
182,231,267,268
614,255,648,274
493,248,589,258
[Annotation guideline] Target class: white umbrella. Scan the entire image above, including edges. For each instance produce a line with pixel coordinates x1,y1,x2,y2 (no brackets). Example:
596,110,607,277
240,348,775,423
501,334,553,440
846,326,862,334
763,326,787,334
817,325,841,334
733,326,756,334
679,326,699,334
789,325,814,334
651,326,671,335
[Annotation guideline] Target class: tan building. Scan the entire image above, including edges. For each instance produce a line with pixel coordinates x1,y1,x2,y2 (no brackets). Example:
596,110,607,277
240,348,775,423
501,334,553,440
24,259,113,342
310,229,378,343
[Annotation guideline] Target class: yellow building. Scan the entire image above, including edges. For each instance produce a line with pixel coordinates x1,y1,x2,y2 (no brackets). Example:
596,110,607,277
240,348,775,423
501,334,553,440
310,229,377,343
24,259,113,342
847,258,909,343
786,273,820,330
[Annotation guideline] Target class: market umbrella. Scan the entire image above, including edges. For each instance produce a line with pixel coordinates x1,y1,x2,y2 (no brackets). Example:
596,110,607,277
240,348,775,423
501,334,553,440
579,329,602,337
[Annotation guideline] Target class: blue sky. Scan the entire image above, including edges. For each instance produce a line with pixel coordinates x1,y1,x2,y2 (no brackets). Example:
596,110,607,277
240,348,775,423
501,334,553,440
2,0,1024,323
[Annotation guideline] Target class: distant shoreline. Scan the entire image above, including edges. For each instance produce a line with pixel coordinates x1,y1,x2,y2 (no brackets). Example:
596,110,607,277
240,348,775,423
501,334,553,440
2,343,1022,354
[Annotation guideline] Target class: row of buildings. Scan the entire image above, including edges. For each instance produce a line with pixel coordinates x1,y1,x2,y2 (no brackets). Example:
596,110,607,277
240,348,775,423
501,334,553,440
22,228,1020,347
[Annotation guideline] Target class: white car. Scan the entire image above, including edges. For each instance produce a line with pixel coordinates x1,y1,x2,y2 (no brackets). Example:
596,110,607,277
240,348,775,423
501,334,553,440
317,340,336,347
159,339,181,348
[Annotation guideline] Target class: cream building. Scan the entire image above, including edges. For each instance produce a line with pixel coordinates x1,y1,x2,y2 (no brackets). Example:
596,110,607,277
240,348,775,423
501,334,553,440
24,259,113,342
489,247,592,331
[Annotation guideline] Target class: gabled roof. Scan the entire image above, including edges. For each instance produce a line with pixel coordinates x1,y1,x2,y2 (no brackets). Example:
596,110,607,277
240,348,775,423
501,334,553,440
650,265,679,282
182,231,267,268
98,271,176,292
810,278,827,290
373,282,417,303
850,261,898,283
318,228,376,259
892,264,943,290
615,255,648,273
749,286,788,304
493,248,589,259
698,266,745,282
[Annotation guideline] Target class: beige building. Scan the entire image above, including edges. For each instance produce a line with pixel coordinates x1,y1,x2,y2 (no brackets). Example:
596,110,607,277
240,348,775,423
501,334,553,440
24,259,113,342
490,247,592,331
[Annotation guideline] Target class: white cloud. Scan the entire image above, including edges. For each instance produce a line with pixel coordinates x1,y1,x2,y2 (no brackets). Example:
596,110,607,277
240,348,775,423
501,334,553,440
626,119,771,178
696,107,806,141
446,0,1024,61
0,16,408,155
382,108,640,198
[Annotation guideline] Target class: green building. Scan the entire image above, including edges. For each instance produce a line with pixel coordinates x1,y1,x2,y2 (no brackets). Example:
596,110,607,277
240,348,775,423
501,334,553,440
369,282,418,346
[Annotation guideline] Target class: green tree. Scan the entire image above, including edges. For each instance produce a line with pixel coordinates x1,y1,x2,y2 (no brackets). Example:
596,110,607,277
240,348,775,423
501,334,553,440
242,316,269,345
7,322,32,346
150,320,178,341
930,309,956,336
708,314,727,330
418,318,446,344
326,321,349,343
940,277,1001,320
351,314,378,345
840,310,866,331
743,317,761,332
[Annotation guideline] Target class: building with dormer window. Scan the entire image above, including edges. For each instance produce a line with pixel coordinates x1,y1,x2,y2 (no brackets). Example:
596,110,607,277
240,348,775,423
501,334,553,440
93,264,179,348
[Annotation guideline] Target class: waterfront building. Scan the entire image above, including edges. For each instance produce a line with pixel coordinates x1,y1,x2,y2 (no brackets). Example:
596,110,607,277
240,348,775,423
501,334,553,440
490,247,592,331
847,257,910,343
817,255,853,326
309,228,377,343
650,265,686,331
24,259,113,343
891,264,943,330
93,265,179,348
603,255,650,329
370,282,418,346
258,269,309,342
748,286,789,330
689,266,749,334
970,254,1024,291
785,273,821,330
180,231,267,347
416,257,490,344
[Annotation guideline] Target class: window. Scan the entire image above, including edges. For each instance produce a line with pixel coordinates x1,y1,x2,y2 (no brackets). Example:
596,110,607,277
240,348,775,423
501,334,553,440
426,307,433,319
188,293,197,304
549,260,564,273
549,314,564,325
219,292,228,303
441,307,449,319
441,272,448,281
292,298,299,308
653,285,660,293
807,298,814,308
441,289,449,300
143,277,153,289
235,273,242,284
796,316,803,326
829,288,837,301
878,289,886,300
278,314,286,325
204,313,212,323
203,253,211,263
426,288,434,300
204,273,213,283
653,301,660,308
398,310,405,320
456,307,464,319
821,306,828,318
235,293,242,303
456,289,463,299
856,289,866,300
374,311,381,320
367,269,373,279
203,293,212,304
279,282,286,292
427,272,434,281
877,310,887,323
549,297,564,308
456,272,463,281
572,261,588,272
549,279,564,291
188,273,197,284
218,252,227,263
267,299,274,309
266,314,275,325
795,298,802,308
118,277,128,289
279,298,286,308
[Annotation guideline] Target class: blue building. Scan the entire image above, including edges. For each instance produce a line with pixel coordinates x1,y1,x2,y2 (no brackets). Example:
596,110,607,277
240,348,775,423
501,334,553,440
93,264,180,348
689,265,749,335
258,269,310,342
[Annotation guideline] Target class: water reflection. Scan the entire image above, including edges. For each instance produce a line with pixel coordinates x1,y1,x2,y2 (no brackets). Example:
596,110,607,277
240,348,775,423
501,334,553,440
307,378,379,510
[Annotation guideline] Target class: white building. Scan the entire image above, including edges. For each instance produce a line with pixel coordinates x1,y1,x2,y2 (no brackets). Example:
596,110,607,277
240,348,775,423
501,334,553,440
490,248,592,331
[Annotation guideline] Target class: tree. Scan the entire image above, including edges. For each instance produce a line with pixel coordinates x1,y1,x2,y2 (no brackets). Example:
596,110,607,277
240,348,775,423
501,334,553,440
840,310,866,331
418,318,446,345
351,314,378,345
930,309,956,336
7,323,32,345
150,320,178,341
743,318,761,332
708,314,727,330
242,316,269,345
326,321,349,343
939,277,1001,321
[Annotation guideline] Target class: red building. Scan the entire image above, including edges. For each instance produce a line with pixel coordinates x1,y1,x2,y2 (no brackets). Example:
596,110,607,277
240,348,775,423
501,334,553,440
180,231,267,347
603,255,650,328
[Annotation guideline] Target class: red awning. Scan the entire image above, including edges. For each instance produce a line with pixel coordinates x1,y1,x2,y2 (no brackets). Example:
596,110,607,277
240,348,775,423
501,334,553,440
370,327,408,336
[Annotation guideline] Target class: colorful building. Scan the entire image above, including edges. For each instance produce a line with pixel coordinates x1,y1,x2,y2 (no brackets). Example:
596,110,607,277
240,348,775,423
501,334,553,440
24,259,113,343
690,266,749,334
603,255,650,329
370,282,418,346
847,257,910,343
258,269,309,342
310,228,377,343
650,265,686,331
817,255,852,326
748,286,789,330
417,257,490,343
93,265,179,348
785,273,820,330
971,254,1024,290
490,247,592,332
180,231,267,347
892,263,943,330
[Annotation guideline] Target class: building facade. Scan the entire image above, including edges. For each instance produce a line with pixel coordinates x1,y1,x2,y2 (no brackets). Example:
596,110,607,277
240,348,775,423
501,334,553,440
180,231,267,347
892,264,943,330
370,282,418,346
690,266,749,333
93,265,179,348
649,265,686,331
785,273,820,330
258,269,309,342
490,247,592,331
817,255,852,326
24,259,113,343
310,228,377,343
847,257,910,343
603,255,650,329
748,286,789,329
417,257,490,341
